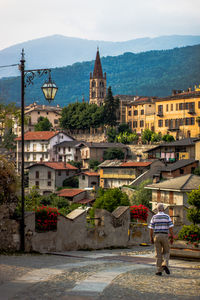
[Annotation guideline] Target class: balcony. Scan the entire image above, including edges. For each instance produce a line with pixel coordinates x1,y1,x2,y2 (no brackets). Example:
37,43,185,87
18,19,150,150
188,109,196,115
168,126,179,132
157,111,164,117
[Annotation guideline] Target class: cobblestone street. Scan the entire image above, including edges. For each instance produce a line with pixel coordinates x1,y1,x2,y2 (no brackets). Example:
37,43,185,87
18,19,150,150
0,246,200,300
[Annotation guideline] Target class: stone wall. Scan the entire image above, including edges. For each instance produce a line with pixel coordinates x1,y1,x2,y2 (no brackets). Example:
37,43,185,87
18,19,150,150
23,206,154,252
0,204,20,251
127,144,156,159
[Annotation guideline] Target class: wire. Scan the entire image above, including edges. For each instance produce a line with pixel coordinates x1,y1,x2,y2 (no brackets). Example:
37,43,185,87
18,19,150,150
0,63,19,69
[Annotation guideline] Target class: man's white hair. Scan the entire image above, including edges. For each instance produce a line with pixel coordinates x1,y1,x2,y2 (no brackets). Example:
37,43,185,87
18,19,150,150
157,203,164,211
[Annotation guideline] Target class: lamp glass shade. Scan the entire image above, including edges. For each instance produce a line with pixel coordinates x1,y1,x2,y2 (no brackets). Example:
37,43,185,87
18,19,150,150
41,81,58,103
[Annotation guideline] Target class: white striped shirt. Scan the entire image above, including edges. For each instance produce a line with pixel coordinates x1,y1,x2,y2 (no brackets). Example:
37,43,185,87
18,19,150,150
148,212,174,234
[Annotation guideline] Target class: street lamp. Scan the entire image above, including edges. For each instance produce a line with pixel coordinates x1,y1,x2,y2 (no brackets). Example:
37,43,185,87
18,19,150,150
20,49,58,251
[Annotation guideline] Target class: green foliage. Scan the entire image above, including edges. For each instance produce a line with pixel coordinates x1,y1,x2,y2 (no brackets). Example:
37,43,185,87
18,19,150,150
0,155,19,204
187,207,200,225
63,176,79,188
162,134,175,142
141,129,153,144
59,102,104,130
1,45,200,105
107,127,117,143
193,167,200,176
151,132,162,143
118,123,132,134
103,86,119,127
89,159,100,171
178,225,200,244
34,117,53,131
1,128,16,150
187,188,200,210
116,132,138,144
131,179,152,209
94,188,130,212
103,147,125,160
68,160,82,170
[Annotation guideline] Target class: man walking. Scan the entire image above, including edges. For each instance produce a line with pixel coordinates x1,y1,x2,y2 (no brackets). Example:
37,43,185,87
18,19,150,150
149,203,174,276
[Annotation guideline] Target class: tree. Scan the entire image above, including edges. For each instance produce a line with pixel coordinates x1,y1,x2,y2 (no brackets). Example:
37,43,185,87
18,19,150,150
94,188,130,212
131,179,152,209
141,129,153,144
116,132,138,144
151,132,162,143
118,123,132,134
89,159,100,171
0,155,19,204
1,128,17,150
162,134,175,142
107,127,117,142
34,117,53,131
103,86,119,127
193,167,200,176
103,147,125,160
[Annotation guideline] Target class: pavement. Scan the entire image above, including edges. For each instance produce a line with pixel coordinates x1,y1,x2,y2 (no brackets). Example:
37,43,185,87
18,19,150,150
0,246,200,300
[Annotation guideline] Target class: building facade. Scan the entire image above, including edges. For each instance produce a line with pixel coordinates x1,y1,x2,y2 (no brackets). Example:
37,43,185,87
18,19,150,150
89,49,106,106
15,131,74,172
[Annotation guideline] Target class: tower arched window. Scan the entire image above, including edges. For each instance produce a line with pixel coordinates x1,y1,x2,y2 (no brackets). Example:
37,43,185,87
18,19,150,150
92,91,96,98
100,81,104,87
92,80,96,87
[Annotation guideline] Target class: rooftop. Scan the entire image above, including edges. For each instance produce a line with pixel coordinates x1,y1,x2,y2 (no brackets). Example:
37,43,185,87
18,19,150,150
145,174,200,191
57,189,85,197
161,159,198,172
15,131,59,141
144,138,200,152
27,162,77,170
82,171,100,177
99,160,152,168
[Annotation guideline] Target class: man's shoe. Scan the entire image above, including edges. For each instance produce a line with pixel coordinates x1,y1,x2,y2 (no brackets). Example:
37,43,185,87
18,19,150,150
162,266,170,274
155,272,162,276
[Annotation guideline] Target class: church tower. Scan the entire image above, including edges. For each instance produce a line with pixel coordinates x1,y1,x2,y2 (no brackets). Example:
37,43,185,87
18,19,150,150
89,48,106,106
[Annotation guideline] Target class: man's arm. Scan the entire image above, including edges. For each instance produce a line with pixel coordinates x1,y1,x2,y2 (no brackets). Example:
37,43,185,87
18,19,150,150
150,228,154,244
169,227,174,244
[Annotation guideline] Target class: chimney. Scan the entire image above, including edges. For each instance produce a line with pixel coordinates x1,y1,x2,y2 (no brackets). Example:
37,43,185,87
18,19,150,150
63,155,67,168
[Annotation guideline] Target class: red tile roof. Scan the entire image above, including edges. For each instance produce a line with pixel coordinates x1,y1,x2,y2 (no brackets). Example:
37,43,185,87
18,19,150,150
28,162,78,170
76,198,95,204
57,189,85,197
83,172,99,177
40,162,77,170
15,131,59,141
121,162,152,167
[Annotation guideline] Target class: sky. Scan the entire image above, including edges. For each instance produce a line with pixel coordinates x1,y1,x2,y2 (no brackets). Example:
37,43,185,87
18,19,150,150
0,0,200,50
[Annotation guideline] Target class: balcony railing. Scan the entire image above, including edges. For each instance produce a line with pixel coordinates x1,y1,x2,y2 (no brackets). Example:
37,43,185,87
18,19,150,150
157,111,164,117
168,126,179,131
188,109,196,115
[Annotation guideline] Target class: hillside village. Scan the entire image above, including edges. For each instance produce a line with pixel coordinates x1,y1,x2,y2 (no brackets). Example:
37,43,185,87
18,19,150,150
0,48,200,254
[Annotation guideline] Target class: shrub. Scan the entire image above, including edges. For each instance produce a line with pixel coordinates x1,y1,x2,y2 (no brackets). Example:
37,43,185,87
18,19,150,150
130,204,149,222
178,225,200,246
35,206,60,232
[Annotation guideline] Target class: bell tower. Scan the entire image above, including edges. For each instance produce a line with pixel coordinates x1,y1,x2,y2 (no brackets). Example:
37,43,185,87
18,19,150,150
89,48,106,106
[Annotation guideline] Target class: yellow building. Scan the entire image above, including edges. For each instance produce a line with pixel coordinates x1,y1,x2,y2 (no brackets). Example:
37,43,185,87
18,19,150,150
125,97,156,133
155,90,200,139
125,89,200,139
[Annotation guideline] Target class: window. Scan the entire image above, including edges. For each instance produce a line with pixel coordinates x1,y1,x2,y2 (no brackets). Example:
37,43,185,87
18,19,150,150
33,154,36,161
36,171,39,178
35,181,39,187
92,80,96,87
42,144,44,151
185,118,190,125
165,119,169,127
191,117,195,125
180,168,184,175
48,171,51,179
133,121,137,128
198,101,200,109
46,112,49,115
140,120,144,127
134,110,138,116
141,109,144,115
58,170,61,176
63,147,66,154
100,81,104,87
166,104,168,112
45,153,48,159
92,91,96,98
48,181,51,186
66,170,69,176
171,104,173,111
38,112,40,114
158,120,163,127
82,175,85,180
33,144,36,151
176,103,178,110
158,105,163,113
128,110,132,116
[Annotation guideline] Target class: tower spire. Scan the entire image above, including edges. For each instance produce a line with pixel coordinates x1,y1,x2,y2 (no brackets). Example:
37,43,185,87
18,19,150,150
93,47,103,79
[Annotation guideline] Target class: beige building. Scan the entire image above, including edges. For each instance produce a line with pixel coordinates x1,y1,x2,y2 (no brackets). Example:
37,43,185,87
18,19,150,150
13,102,62,136
145,174,200,225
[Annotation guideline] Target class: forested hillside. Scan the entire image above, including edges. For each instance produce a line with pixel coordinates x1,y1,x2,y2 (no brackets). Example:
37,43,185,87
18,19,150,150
0,44,200,107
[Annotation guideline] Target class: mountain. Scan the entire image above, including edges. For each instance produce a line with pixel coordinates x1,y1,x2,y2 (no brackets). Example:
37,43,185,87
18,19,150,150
0,44,200,107
0,34,200,78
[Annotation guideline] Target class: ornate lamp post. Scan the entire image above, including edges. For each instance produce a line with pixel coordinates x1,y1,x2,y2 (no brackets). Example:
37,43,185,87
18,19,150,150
20,49,58,251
